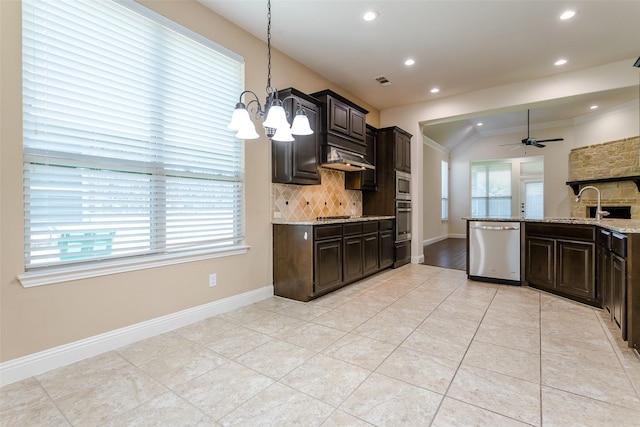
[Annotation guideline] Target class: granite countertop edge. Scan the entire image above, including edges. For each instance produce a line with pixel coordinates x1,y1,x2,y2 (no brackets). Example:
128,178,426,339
273,215,395,226
463,217,640,234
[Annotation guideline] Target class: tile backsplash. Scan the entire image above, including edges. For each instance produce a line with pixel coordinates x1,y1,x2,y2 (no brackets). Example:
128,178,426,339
271,168,362,221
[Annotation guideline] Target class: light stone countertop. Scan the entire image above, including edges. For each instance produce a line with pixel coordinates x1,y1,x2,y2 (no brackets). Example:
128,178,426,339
273,215,395,226
464,217,640,234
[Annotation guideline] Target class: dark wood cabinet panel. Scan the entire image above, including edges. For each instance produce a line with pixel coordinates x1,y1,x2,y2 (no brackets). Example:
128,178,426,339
612,254,626,338
363,232,379,274
310,89,369,155
315,238,343,294
394,131,411,173
379,229,394,269
526,237,555,289
557,240,595,300
272,88,322,185
343,235,363,282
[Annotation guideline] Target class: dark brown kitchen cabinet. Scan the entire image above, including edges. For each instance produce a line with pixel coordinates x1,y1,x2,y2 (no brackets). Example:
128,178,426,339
379,220,395,269
526,237,555,288
612,253,626,335
393,129,412,173
598,229,628,340
315,237,343,294
345,125,377,190
310,89,369,155
525,223,598,307
556,240,595,300
271,88,322,185
273,220,393,302
343,223,364,282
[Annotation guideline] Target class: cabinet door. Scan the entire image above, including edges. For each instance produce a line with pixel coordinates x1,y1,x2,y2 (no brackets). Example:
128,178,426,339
363,232,379,274
526,237,555,289
379,230,394,269
343,235,363,282
611,254,626,338
328,97,350,136
598,246,612,315
314,238,343,294
556,240,595,300
394,132,411,172
349,108,366,141
291,98,321,182
363,126,377,188
272,91,321,185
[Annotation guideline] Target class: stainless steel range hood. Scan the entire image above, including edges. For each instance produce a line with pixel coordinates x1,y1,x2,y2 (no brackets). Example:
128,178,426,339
321,146,374,172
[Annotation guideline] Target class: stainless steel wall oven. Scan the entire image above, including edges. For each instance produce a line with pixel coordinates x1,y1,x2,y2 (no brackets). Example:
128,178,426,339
395,200,412,242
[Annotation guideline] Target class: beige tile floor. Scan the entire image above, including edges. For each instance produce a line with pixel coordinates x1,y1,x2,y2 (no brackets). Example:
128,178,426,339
2,264,640,426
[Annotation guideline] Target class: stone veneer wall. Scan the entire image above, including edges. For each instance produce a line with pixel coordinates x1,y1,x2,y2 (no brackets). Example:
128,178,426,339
569,136,640,218
271,168,362,221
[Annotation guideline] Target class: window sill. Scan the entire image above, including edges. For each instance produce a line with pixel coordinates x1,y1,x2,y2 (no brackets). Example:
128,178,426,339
17,245,250,288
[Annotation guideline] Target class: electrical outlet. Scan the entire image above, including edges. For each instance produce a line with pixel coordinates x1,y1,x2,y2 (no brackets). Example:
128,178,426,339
208,273,217,287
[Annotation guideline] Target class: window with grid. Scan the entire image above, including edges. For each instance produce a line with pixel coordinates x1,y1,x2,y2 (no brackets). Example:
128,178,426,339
470,161,512,218
22,0,245,270
441,160,448,220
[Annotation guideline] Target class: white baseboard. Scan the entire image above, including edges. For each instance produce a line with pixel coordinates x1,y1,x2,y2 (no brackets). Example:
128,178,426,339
0,285,274,387
423,234,466,246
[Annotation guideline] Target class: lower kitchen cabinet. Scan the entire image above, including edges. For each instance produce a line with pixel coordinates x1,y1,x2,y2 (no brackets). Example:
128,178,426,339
273,220,393,302
525,223,598,307
314,237,342,294
598,228,628,340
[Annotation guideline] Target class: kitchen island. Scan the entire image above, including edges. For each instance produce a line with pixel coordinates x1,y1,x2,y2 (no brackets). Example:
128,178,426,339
273,216,395,302
465,217,640,353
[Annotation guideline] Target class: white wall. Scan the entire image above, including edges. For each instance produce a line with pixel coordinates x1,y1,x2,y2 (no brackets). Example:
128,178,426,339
422,141,450,243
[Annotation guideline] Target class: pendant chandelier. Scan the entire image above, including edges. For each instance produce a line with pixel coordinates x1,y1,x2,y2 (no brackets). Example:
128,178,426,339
227,0,313,142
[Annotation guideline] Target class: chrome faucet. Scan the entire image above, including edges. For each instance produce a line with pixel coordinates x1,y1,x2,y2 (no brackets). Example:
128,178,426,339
575,185,609,220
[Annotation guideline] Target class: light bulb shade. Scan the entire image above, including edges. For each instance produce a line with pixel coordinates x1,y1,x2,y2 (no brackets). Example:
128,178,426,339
271,124,295,142
228,104,252,131
290,109,313,135
234,123,259,139
262,101,289,130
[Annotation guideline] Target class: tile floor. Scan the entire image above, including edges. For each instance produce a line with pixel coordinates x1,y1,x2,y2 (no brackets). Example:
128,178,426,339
2,264,640,426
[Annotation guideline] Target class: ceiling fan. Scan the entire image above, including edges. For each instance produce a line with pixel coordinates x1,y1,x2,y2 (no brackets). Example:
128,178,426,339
517,109,564,148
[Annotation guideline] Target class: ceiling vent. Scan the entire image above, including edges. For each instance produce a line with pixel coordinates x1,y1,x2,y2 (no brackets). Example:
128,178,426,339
374,76,391,86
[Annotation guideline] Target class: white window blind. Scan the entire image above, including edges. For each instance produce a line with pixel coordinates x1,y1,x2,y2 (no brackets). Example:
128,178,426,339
22,0,245,270
471,161,512,218
441,160,448,220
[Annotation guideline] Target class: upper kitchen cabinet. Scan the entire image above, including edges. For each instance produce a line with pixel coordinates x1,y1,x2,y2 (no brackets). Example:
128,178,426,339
345,124,377,191
387,126,412,173
311,89,369,155
271,88,322,185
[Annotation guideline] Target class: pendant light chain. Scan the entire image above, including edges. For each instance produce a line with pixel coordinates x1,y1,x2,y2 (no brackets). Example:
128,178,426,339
266,0,272,95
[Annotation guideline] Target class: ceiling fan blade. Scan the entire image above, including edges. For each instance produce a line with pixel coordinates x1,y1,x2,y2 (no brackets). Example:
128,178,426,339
532,143,546,148
500,143,521,146
535,138,564,143
507,145,524,151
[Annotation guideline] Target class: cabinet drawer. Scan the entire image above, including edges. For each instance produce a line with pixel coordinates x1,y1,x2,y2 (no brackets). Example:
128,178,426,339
597,228,612,249
362,221,378,233
379,220,394,231
315,224,342,240
526,223,595,241
611,232,627,258
343,223,363,236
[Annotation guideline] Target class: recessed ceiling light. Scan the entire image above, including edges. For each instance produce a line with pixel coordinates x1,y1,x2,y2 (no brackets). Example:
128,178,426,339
363,11,379,21
560,10,576,20
590,105,599,110
404,58,415,66
476,122,483,126
554,58,568,66
430,87,440,94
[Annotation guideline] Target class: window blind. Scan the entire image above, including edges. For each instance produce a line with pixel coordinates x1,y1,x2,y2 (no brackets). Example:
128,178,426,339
22,0,245,269
471,162,512,218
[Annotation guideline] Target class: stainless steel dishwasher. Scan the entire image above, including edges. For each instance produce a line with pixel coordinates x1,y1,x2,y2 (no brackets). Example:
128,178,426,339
468,221,521,285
